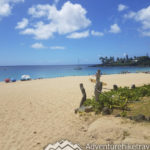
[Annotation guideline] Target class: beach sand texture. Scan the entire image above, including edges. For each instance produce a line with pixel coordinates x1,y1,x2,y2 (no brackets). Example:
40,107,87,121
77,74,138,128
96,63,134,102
0,73,150,150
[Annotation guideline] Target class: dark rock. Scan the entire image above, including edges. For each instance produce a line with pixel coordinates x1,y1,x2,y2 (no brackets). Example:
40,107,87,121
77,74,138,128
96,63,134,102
74,108,78,114
113,85,118,90
132,114,146,122
146,116,150,121
131,84,136,89
102,107,112,115
115,114,121,117
127,116,133,120
84,106,93,112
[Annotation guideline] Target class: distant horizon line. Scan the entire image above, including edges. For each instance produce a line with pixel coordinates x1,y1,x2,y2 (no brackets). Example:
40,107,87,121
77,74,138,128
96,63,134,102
0,64,98,67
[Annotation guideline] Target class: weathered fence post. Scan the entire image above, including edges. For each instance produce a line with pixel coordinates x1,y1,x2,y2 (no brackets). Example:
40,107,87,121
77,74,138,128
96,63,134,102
94,70,102,101
79,83,87,107
113,84,118,90
131,84,136,89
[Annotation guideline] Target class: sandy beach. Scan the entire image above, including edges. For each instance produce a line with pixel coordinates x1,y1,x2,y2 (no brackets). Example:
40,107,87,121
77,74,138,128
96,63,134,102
0,73,150,150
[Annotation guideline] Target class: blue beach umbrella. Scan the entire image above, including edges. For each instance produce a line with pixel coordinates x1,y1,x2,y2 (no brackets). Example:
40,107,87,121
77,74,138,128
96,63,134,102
11,79,16,82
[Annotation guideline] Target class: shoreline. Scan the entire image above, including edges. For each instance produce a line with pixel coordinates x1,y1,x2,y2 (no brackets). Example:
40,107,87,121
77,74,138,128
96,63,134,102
1,72,150,84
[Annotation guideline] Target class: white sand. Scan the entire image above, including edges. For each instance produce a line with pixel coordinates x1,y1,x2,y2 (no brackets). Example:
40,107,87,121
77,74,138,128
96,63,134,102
0,73,150,150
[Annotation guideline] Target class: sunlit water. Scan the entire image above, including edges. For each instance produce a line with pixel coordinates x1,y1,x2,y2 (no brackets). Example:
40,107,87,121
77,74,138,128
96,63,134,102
0,65,150,81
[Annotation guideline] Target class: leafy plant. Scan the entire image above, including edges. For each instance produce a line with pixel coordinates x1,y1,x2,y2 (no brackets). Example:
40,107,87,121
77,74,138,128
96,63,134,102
84,84,150,114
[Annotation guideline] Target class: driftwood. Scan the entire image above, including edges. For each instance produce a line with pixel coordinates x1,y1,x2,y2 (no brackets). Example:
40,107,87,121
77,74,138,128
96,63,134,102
75,83,87,114
94,70,102,101
79,83,87,107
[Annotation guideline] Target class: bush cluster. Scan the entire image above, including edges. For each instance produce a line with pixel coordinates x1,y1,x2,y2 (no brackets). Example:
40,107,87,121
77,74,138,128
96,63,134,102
84,84,150,113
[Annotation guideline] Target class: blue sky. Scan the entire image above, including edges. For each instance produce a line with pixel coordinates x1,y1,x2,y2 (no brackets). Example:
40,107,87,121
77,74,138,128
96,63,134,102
0,0,150,65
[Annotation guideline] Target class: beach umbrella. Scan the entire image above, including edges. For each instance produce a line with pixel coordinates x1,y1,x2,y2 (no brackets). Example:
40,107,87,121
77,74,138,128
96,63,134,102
11,79,16,82
5,78,10,83
21,75,31,81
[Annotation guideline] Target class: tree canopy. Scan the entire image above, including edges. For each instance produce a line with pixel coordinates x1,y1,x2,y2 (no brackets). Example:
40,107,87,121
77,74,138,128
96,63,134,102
96,55,150,67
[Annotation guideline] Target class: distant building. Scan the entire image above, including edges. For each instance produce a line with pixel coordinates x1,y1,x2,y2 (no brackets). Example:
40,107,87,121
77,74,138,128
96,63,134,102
133,59,138,62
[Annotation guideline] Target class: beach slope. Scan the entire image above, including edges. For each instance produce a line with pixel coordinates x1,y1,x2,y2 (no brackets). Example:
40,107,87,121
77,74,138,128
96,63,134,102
0,73,150,150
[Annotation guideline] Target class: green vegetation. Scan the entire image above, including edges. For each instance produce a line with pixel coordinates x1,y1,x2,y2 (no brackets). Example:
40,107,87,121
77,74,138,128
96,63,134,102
91,55,150,67
127,97,150,117
84,84,150,114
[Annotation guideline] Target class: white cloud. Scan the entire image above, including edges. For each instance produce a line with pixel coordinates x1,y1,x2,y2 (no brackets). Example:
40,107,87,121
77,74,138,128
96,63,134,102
0,0,24,18
16,18,28,29
118,4,128,12
141,31,150,36
28,4,52,18
124,11,136,19
21,21,55,39
91,30,104,36
20,1,91,39
31,43,45,49
124,5,150,36
31,43,65,50
0,3,11,17
50,46,65,50
66,30,89,39
109,24,121,34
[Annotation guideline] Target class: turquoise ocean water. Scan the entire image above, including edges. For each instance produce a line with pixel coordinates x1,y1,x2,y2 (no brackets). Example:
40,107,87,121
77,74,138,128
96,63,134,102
0,65,150,81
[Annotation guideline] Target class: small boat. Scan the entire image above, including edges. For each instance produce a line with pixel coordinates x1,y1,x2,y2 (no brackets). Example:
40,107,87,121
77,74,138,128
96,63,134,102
5,78,10,83
21,75,31,81
74,58,82,70
74,66,82,70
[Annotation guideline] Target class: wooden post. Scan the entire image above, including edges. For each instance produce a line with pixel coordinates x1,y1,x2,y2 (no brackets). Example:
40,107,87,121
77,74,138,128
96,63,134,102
94,70,102,101
113,84,118,90
79,83,87,107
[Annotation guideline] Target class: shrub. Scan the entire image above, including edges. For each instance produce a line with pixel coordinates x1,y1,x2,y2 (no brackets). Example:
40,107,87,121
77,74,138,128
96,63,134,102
84,84,150,113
